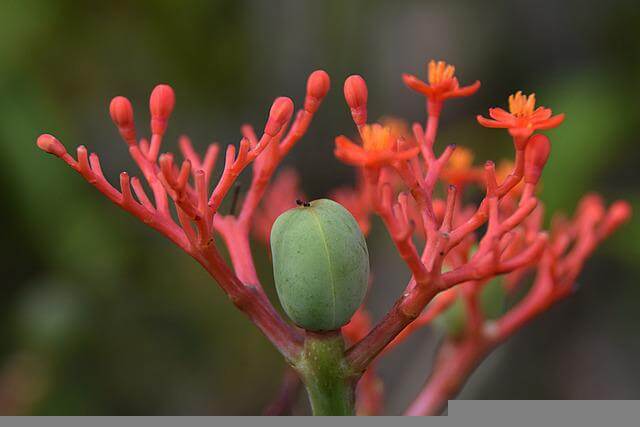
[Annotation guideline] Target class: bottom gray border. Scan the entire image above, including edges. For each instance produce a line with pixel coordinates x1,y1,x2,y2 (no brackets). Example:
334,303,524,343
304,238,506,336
1,401,639,426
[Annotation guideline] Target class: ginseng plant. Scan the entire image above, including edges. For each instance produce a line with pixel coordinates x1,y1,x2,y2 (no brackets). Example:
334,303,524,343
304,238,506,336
36,60,631,416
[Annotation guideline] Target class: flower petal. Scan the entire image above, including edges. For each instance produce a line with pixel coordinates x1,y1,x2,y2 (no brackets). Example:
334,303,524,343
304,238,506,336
335,135,363,151
488,107,515,124
534,113,565,130
445,80,481,99
334,147,366,166
529,107,552,123
477,115,509,129
402,74,433,96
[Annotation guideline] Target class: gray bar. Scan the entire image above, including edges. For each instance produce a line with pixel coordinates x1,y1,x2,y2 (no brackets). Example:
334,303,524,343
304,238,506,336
450,400,640,426
1,401,639,426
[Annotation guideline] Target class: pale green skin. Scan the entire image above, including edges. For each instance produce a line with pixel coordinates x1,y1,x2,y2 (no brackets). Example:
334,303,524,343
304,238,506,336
270,199,369,331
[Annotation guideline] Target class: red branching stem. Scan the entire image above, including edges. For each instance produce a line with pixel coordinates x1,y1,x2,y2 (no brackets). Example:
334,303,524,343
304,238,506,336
36,73,328,361
42,140,187,250
238,71,329,228
422,113,440,161
213,71,329,288
381,289,457,353
403,195,630,416
347,285,440,372
404,337,489,416
347,139,544,372
194,244,302,360
213,216,261,286
207,72,329,292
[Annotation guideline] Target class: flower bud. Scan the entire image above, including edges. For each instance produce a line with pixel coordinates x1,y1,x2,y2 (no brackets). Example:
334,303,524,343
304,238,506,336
36,134,66,157
601,200,632,236
344,75,368,127
265,97,294,137
109,96,136,145
304,70,330,113
149,84,175,135
270,199,369,331
524,134,551,184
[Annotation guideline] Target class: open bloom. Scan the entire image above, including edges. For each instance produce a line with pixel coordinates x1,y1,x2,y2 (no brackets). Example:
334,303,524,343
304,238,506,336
402,60,481,108
477,91,565,139
334,123,419,168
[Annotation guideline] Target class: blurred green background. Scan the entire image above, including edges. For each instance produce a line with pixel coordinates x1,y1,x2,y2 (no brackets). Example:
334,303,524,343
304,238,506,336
0,0,638,415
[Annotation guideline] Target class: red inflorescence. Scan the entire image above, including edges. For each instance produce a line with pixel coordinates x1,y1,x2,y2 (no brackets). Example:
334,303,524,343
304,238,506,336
37,59,630,416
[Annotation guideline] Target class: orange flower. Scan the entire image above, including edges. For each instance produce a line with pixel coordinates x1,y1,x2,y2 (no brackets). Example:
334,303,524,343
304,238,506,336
334,123,420,168
477,91,565,139
402,60,481,104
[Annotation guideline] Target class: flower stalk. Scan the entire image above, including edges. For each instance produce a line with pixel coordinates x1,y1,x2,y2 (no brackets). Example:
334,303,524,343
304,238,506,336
293,331,357,416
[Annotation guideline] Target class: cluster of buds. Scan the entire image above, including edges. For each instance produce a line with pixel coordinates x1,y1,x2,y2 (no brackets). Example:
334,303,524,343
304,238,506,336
37,59,630,416
37,70,331,363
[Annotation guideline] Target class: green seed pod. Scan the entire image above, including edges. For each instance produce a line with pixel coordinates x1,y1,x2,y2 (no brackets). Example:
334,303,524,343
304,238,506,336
270,199,369,331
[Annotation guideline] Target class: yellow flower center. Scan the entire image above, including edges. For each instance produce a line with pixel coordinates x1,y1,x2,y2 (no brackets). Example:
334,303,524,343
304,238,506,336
495,160,514,182
447,147,474,170
362,124,393,152
380,116,412,139
428,60,456,85
508,91,536,117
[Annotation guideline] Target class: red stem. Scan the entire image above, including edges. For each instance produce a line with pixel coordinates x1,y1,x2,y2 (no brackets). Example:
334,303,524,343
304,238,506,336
195,244,302,361
347,285,439,372
405,337,489,416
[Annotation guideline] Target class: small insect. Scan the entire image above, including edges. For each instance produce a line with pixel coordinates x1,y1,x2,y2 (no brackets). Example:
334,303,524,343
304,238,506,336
296,199,311,207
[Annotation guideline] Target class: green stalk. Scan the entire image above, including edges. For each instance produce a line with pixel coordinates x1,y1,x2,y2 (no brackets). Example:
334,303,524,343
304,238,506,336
293,331,356,416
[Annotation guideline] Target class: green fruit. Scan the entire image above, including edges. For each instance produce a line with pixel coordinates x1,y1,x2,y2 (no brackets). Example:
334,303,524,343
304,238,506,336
270,199,369,331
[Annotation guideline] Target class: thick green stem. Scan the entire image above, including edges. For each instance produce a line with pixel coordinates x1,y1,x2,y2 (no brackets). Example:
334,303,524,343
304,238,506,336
294,331,357,416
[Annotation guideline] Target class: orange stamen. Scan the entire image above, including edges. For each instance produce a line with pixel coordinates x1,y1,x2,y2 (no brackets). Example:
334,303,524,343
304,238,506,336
508,91,536,117
361,124,393,152
428,60,456,85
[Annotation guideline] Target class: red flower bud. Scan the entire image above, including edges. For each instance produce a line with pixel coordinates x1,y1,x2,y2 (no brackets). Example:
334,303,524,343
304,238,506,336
601,200,632,236
109,96,136,145
149,84,175,135
37,134,66,157
524,134,551,184
305,70,330,113
265,97,294,137
344,75,368,126
577,193,606,224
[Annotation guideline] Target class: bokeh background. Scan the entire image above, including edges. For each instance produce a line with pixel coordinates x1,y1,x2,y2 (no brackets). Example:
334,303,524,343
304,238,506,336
0,0,638,415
